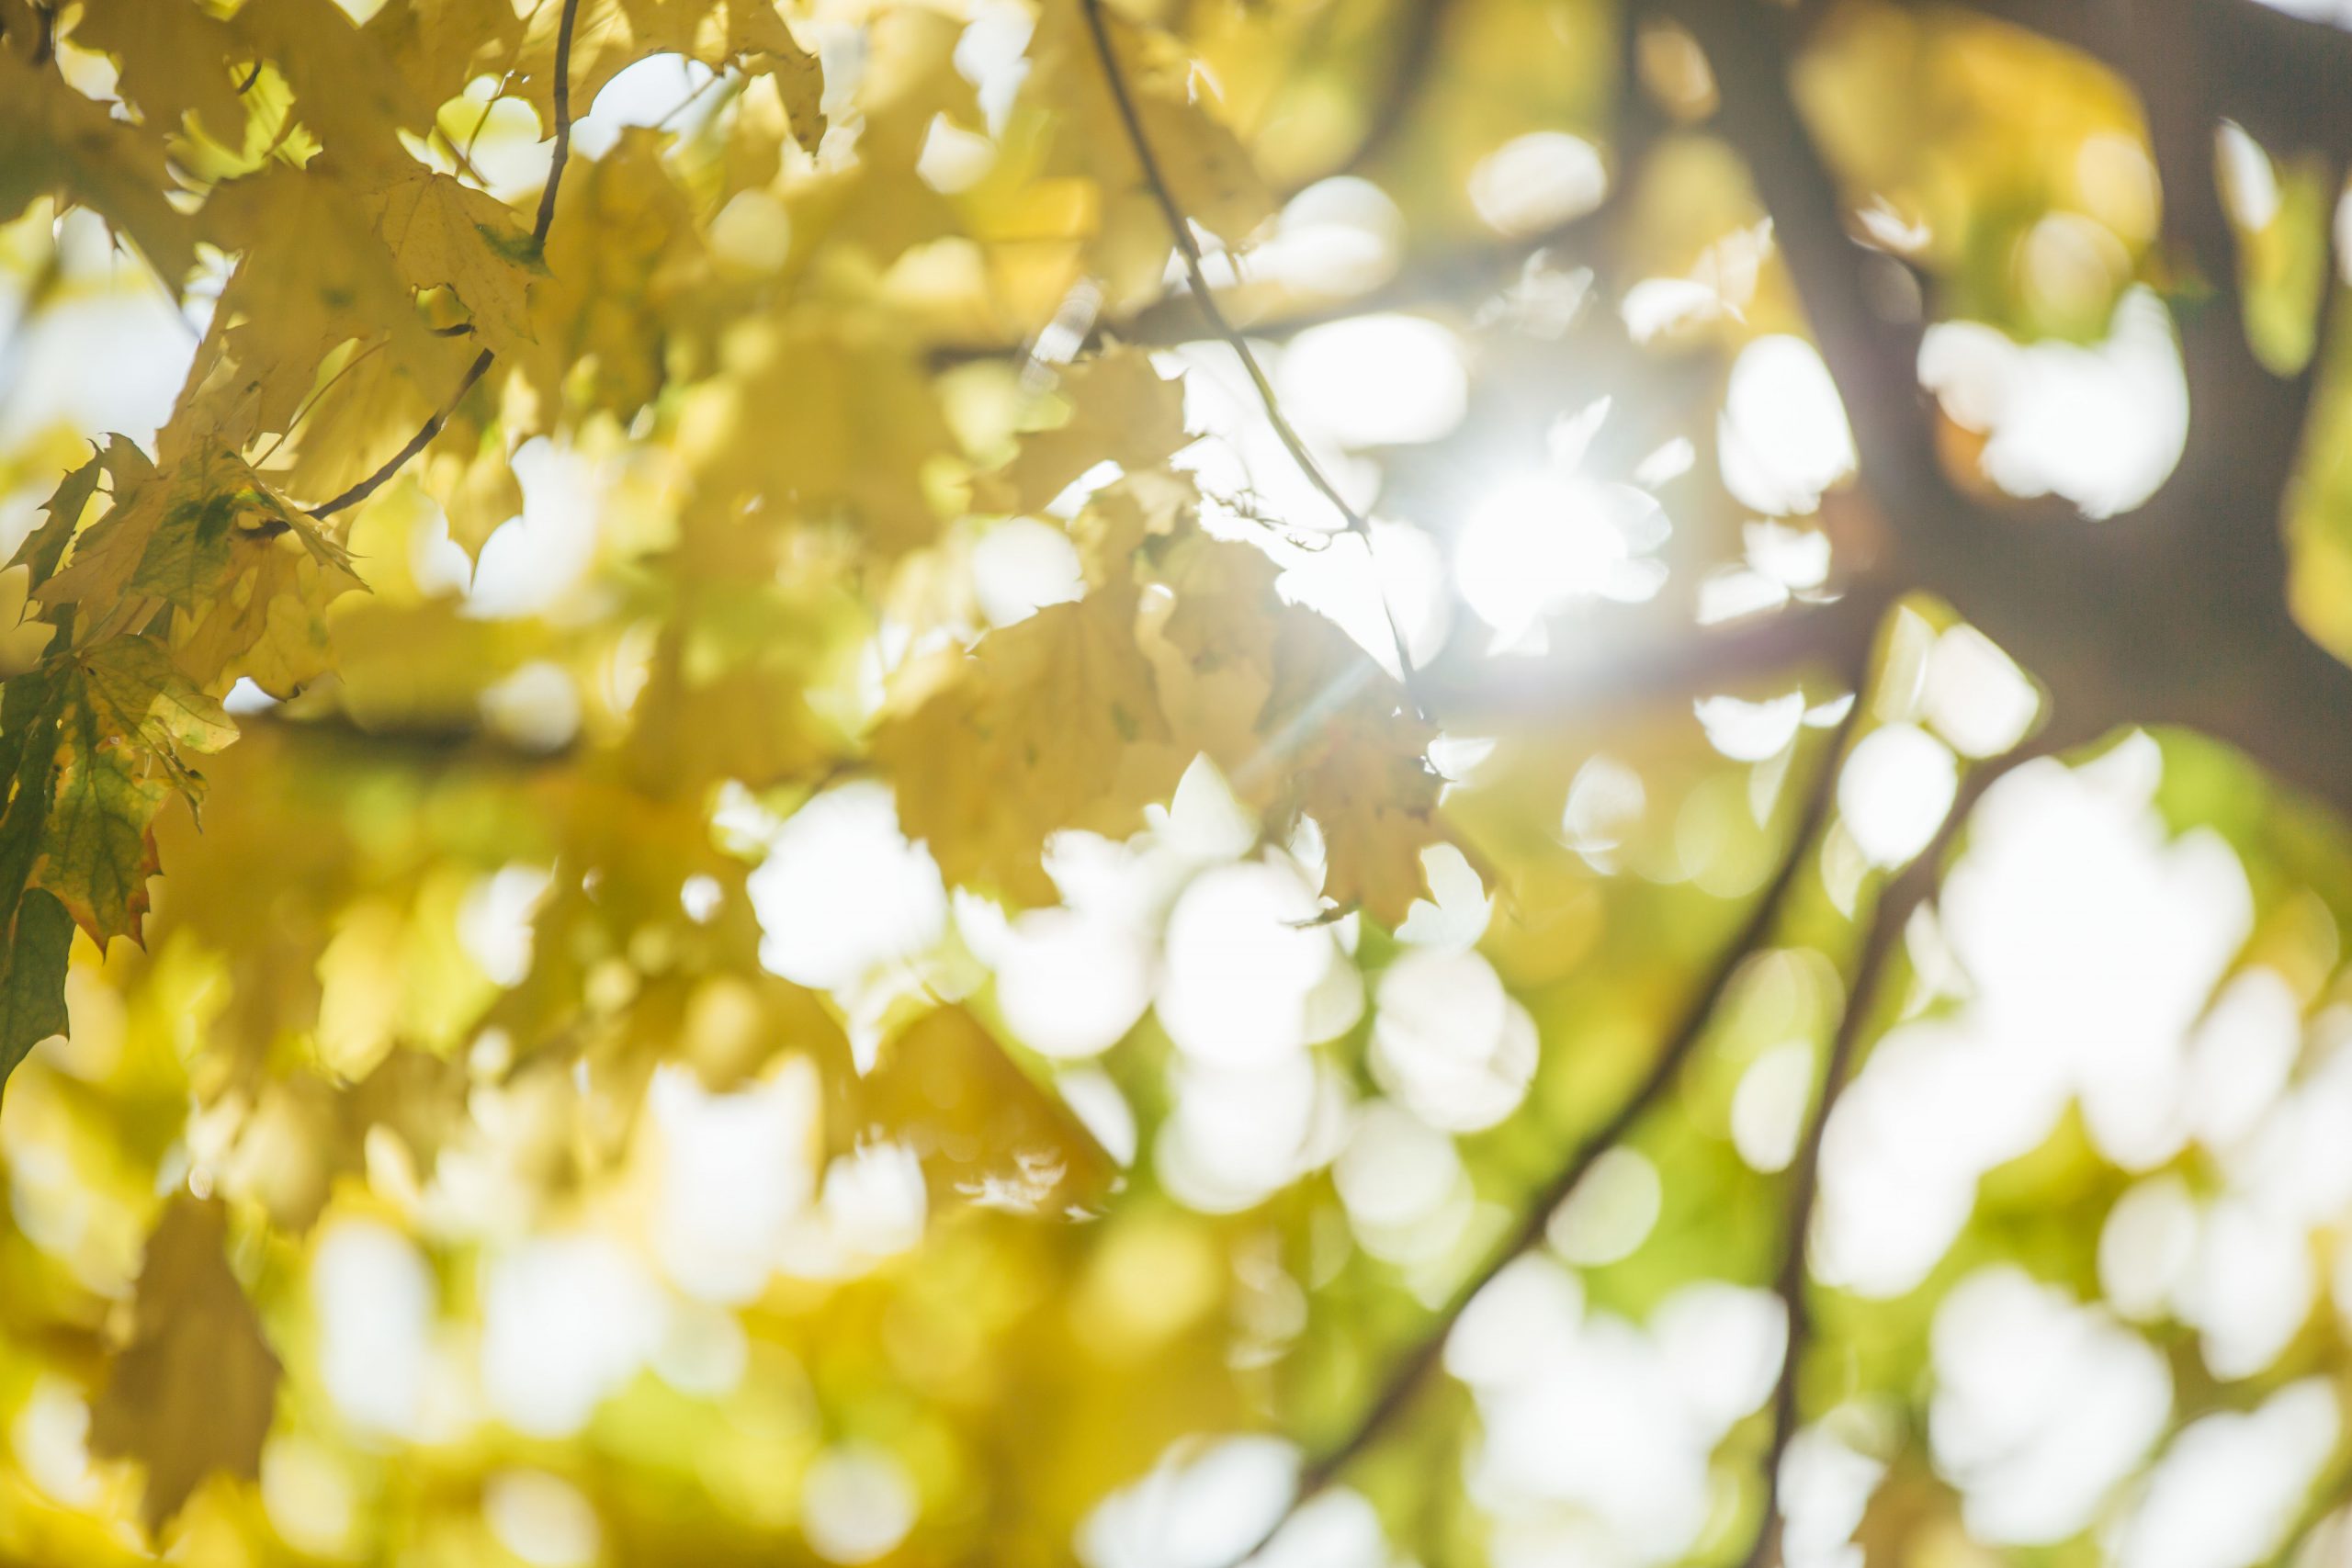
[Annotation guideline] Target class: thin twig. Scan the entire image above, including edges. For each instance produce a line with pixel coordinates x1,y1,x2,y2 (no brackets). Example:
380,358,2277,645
431,122,496,191
250,339,389,468
303,349,495,518
1073,0,1422,702
1734,744,2040,1568
304,0,582,523
530,0,581,243
652,62,735,134
1225,671,1873,1566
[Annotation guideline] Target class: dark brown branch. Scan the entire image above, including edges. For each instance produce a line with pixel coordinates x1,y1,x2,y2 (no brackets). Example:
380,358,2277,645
2135,0,2235,294
1224,668,1873,1567
304,0,583,524
1074,0,1421,695
2128,0,2344,601
1667,0,2352,826
1331,0,1453,180
1660,0,1975,580
531,0,582,243
1424,577,1894,728
2100,3,2352,820
303,348,494,520
1735,743,2036,1568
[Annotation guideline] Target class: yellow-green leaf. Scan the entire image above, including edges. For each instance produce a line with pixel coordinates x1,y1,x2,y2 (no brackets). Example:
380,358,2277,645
90,1197,283,1531
365,165,544,358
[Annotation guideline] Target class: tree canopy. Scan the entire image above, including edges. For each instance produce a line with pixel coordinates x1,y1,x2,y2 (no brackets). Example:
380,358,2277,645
1,0,2351,1564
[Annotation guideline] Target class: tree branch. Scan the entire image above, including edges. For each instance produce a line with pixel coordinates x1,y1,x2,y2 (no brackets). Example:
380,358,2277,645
304,0,583,524
1226,664,1872,1567
2128,0,2346,604
1423,577,1894,728
1330,0,1453,181
1658,0,1978,581
1735,742,2035,1568
1075,0,1421,695
531,0,582,243
1658,0,2352,829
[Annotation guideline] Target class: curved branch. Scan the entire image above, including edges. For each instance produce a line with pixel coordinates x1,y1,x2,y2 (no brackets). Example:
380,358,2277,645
305,0,583,524
303,348,494,520
1658,0,1975,580
1735,743,2039,1568
1074,0,1420,695
1226,665,1873,1567
1330,0,1453,181
1424,576,1894,728
1657,0,2352,829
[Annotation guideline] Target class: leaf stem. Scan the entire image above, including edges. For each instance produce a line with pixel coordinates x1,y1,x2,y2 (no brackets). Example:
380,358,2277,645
250,339,389,469
1072,0,1422,702
305,0,582,524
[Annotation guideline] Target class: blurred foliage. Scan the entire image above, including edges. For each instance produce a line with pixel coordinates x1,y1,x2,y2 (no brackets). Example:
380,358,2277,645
0,0,2348,1566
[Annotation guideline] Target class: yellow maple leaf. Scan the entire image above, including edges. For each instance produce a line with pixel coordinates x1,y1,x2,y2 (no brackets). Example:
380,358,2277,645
859,1005,1118,1214
366,0,532,119
172,534,364,695
0,52,203,288
876,574,1180,904
365,164,545,359
37,440,335,615
683,312,956,554
231,0,441,175
90,1197,283,1531
1148,530,1449,925
507,0,819,129
978,346,1193,518
67,0,249,147
179,162,451,446
518,127,706,434
30,635,238,946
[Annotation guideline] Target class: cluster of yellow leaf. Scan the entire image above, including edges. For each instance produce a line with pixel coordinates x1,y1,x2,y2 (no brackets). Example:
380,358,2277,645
0,0,1457,1523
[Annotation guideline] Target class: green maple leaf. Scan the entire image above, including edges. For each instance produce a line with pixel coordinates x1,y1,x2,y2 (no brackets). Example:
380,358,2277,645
0,670,74,1093
25,637,237,950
